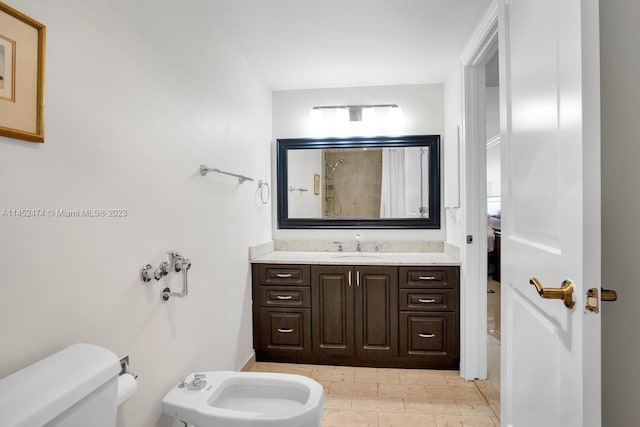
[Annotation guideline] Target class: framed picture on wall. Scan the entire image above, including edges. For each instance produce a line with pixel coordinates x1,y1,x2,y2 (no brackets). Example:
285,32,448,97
0,2,45,143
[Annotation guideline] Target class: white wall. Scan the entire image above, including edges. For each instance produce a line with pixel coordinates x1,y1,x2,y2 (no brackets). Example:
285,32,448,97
486,140,501,197
485,87,500,140
485,87,500,198
287,149,322,217
443,65,465,249
0,1,272,426
272,84,446,242
600,1,640,425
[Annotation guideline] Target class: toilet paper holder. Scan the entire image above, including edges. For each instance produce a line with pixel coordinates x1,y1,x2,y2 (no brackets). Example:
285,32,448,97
119,355,138,379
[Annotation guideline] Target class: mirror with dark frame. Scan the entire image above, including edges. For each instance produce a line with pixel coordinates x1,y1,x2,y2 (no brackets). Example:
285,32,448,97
277,135,441,229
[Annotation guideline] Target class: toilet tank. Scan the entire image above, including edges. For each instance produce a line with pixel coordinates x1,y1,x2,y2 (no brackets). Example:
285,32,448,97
0,343,120,427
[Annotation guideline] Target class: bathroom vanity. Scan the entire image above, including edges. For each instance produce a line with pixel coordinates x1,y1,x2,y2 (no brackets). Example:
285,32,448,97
250,252,460,369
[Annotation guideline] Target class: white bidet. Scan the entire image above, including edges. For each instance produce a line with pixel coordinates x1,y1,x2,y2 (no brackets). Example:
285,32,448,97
162,371,324,427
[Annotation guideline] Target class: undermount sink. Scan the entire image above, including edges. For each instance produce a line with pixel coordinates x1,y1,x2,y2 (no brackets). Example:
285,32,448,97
331,253,381,259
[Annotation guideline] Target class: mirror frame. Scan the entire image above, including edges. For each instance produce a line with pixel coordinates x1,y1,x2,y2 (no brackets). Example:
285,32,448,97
276,135,441,229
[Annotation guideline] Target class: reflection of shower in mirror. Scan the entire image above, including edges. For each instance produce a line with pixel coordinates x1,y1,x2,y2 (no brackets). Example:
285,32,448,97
324,156,344,216
326,159,344,174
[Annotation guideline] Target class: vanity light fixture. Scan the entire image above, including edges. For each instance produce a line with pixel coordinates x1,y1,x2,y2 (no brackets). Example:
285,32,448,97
311,104,400,122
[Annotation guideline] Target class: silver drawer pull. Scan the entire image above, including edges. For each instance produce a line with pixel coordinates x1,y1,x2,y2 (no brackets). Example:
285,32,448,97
418,276,436,280
418,298,436,303
276,273,292,278
277,328,293,333
419,333,436,338
275,295,293,300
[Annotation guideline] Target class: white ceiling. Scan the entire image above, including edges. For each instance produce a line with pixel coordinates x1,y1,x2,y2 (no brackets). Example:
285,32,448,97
207,0,493,91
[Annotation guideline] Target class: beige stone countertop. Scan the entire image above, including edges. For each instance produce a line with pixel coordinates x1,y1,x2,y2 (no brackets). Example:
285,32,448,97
250,251,460,266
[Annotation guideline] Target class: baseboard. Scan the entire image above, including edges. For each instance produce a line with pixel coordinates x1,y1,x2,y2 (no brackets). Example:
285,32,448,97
240,353,256,372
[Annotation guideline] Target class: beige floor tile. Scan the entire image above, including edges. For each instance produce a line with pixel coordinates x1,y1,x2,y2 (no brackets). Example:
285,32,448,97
403,398,460,415
486,398,500,419
351,396,404,413
377,367,420,374
248,362,273,372
455,401,494,416
330,381,379,397
424,385,483,401
434,415,499,426
324,395,352,410
266,362,314,376
444,376,475,386
356,371,401,384
378,383,428,399
315,365,359,374
354,366,379,374
474,380,500,399
312,369,356,383
322,408,379,426
378,411,437,427
400,372,448,386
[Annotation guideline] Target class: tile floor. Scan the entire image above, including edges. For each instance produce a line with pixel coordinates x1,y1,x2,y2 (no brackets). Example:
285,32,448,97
249,362,501,427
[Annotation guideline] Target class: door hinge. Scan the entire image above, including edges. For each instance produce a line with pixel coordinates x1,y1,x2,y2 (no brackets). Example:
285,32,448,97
466,235,473,244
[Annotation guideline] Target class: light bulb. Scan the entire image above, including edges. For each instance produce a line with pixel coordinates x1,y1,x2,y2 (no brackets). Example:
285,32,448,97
362,107,376,122
335,107,349,123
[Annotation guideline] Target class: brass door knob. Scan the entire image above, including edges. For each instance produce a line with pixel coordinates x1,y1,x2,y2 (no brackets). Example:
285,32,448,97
530,278,575,309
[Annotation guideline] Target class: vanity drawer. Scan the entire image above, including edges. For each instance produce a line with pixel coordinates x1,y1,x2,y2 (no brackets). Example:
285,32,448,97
257,264,310,286
259,308,311,352
256,286,310,308
399,289,458,311
399,267,458,289
400,312,457,358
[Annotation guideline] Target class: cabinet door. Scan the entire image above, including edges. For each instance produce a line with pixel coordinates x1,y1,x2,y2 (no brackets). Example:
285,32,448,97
311,265,354,356
354,266,398,358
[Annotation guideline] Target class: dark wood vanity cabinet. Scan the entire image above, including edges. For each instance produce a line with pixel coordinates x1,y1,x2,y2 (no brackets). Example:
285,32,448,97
311,265,398,362
251,263,459,369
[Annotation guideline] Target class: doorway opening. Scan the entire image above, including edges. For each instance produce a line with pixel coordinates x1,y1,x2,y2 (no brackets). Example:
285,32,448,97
484,49,501,391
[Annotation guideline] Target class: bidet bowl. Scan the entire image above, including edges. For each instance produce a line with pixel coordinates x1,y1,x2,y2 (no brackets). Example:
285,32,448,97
162,371,324,427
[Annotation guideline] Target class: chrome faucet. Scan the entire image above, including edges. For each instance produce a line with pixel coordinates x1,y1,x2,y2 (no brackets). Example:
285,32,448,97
355,234,361,252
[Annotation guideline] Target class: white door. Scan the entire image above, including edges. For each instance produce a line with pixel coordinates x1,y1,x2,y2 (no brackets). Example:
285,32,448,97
499,0,602,426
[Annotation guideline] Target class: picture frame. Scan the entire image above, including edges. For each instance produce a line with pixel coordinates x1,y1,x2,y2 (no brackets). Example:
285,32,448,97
0,2,45,143
314,173,320,195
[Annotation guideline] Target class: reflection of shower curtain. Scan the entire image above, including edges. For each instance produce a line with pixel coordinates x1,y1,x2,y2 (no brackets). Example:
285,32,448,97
380,148,406,217
404,147,429,217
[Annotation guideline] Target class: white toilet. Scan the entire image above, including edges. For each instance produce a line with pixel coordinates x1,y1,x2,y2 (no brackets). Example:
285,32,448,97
162,371,324,427
0,343,134,427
